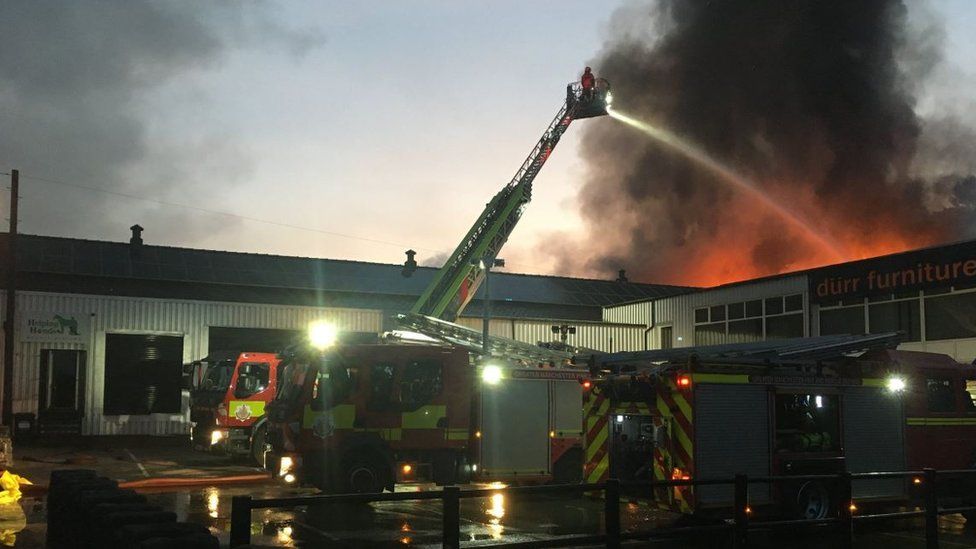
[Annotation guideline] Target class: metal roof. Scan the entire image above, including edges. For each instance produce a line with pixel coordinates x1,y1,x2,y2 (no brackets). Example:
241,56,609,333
9,234,693,308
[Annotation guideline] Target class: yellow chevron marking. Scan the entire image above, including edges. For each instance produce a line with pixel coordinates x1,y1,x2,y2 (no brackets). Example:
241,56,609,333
586,422,609,462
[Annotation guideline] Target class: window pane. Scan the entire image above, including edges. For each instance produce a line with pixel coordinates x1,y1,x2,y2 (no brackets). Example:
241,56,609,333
234,362,270,398
820,306,865,336
400,360,443,410
925,292,976,341
710,305,726,322
965,380,976,413
774,393,841,452
767,314,803,339
694,322,726,346
785,294,803,312
765,297,783,315
728,302,745,320
728,318,763,343
926,378,955,413
369,363,396,411
694,308,709,324
869,300,921,342
745,300,763,318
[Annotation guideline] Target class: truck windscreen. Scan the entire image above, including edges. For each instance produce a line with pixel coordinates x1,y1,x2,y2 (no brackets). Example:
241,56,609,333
201,361,234,392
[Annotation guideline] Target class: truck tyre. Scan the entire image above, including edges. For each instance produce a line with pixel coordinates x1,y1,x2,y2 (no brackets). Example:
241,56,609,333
343,455,387,494
795,481,832,520
250,425,267,468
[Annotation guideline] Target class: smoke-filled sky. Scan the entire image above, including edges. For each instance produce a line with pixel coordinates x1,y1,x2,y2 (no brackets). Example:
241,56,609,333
1,1,975,286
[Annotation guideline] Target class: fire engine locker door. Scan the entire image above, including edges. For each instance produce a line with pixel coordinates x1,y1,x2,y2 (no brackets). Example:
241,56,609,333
481,379,550,476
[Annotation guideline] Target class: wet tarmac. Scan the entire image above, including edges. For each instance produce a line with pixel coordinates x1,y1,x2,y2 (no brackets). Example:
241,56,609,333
138,481,976,548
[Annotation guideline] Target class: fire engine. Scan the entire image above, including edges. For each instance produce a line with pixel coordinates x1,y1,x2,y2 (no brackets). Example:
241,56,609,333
266,340,587,491
582,334,976,519
188,351,284,465
264,78,611,491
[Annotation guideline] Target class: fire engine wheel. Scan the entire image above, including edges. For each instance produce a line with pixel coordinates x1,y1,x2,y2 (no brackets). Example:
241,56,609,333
344,457,387,494
250,425,267,468
795,481,832,520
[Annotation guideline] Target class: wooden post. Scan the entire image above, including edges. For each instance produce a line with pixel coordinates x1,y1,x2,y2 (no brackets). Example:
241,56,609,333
605,478,621,549
733,474,749,548
2,169,18,427
924,468,938,549
229,495,252,548
442,486,460,549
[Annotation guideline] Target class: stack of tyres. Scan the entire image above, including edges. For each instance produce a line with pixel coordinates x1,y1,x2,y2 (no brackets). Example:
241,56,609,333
47,471,219,548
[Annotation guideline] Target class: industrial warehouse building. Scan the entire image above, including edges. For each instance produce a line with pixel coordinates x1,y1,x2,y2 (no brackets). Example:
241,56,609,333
605,238,976,364
0,230,689,436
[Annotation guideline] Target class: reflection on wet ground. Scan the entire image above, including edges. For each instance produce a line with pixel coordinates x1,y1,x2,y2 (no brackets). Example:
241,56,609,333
141,481,976,548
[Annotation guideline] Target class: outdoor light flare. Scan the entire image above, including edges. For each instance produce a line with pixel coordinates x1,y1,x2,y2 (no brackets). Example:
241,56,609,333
308,321,338,350
886,376,907,393
482,364,503,385
607,108,846,262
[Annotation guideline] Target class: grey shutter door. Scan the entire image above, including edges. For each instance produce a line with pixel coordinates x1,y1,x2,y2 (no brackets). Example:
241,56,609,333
842,387,906,499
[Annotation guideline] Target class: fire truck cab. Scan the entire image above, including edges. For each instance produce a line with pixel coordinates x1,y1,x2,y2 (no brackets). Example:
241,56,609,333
188,351,283,464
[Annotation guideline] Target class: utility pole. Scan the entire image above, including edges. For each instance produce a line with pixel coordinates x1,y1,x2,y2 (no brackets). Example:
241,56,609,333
3,169,18,427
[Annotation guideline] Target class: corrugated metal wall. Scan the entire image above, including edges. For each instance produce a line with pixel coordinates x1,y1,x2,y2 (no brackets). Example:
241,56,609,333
457,317,644,353
602,275,809,349
6,291,384,435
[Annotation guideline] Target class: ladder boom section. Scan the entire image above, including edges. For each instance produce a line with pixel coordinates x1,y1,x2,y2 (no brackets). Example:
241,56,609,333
410,93,583,321
395,313,574,365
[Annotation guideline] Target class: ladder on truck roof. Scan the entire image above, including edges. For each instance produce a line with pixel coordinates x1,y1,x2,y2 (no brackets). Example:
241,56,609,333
394,312,574,366
408,79,611,322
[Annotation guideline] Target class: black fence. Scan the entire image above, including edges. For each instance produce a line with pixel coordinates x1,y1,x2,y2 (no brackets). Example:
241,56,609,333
229,468,976,548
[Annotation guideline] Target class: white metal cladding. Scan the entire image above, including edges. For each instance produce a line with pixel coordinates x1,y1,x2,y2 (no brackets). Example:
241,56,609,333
8,291,384,435
456,317,646,353
603,275,809,349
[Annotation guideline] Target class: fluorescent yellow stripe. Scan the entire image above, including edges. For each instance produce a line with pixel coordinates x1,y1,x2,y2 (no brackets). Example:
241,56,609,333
229,400,265,418
907,417,976,425
862,378,886,388
401,405,446,429
586,422,608,462
691,373,749,384
674,423,693,461
673,392,693,425
446,429,468,440
589,454,609,483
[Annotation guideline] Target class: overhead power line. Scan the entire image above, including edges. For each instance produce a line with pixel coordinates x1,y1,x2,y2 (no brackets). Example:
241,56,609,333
5,170,444,254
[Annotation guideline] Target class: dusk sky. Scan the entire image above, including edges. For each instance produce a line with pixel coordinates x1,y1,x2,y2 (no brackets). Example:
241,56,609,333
2,1,975,283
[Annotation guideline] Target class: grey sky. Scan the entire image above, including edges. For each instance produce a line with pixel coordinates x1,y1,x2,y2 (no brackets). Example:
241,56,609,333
2,0,974,281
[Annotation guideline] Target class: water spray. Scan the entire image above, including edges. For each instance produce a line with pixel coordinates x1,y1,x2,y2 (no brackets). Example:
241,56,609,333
607,108,847,262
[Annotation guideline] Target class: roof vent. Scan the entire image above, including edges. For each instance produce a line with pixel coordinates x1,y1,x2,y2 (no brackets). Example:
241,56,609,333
130,225,144,258
616,269,628,283
401,249,417,278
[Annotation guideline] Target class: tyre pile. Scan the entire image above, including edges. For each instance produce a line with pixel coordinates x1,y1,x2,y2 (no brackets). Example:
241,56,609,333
47,469,219,549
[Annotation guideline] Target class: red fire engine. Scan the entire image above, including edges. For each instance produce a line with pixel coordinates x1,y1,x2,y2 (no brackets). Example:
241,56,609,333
265,341,586,491
582,337,976,518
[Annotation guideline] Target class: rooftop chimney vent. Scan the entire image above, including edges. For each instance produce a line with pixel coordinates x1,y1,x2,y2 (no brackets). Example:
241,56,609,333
616,269,628,283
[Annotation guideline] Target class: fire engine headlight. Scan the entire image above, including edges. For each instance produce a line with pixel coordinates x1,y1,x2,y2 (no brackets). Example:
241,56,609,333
886,376,907,393
605,91,613,106
279,455,295,477
481,365,503,385
210,429,226,446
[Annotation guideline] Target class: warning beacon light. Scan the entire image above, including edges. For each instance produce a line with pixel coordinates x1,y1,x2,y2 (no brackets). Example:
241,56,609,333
482,364,503,385
308,321,338,350
677,374,692,389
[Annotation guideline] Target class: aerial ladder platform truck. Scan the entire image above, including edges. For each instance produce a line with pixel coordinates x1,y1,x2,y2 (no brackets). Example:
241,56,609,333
265,78,612,493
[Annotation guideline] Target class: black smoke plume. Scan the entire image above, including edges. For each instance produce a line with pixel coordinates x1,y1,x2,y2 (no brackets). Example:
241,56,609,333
568,0,976,286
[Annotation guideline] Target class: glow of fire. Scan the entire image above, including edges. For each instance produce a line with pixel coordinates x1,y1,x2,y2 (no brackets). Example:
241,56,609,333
607,108,847,263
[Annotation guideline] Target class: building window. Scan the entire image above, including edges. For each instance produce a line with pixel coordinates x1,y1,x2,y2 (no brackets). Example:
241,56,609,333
767,314,803,339
745,300,763,317
765,297,784,315
785,294,803,312
710,305,726,322
728,318,763,343
820,306,865,336
925,291,976,341
868,300,921,342
926,378,955,413
660,326,674,349
694,308,709,324
728,302,745,320
104,333,183,415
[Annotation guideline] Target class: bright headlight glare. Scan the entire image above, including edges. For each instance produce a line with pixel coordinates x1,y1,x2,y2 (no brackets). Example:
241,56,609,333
308,321,338,349
482,365,503,385
210,430,224,446
279,456,295,476
886,376,907,393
